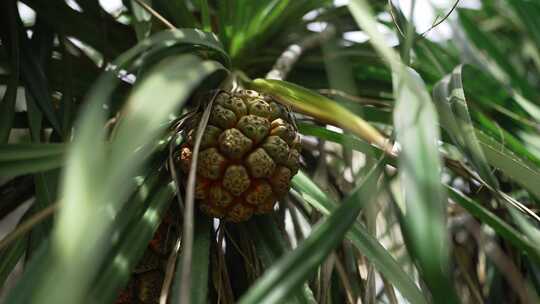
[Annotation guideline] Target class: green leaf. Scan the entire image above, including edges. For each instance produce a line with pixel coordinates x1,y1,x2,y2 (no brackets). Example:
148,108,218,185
22,27,60,255
19,19,62,137
0,235,27,288
85,160,166,302
153,0,199,28
50,56,222,304
189,216,212,304
292,171,426,304
6,27,227,302
58,41,75,137
21,0,136,59
447,186,540,263
88,182,175,304
0,158,62,177
473,109,540,167
131,0,153,40
125,28,230,68
238,166,380,304
433,65,499,187
199,0,212,32
458,8,540,105
171,213,212,304
247,216,316,304
3,240,50,304
27,170,57,258
0,144,65,176
250,79,392,154
458,64,536,133
347,2,458,301
433,65,540,198
0,1,20,143
0,77,19,143
223,1,330,60
502,0,540,62
477,130,540,199
0,144,66,161
451,65,540,166
104,57,225,204
432,64,540,261
392,67,458,303
230,0,289,57
0,176,34,219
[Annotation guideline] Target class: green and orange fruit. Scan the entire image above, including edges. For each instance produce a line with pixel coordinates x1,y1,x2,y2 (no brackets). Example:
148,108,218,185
176,89,301,222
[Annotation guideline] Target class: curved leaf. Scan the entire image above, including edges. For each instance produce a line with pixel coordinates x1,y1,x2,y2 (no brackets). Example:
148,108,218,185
0,1,20,143
392,67,458,304
433,65,499,187
88,181,175,304
0,144,65,176
250,79,392,154
6,39,226,303
348,1,459,301
0,143,66,161
433,65,540,198
238,166,381,304
447,187,540,263
291,171,427,304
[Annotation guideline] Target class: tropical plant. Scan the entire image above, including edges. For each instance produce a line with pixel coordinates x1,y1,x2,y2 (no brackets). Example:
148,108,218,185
1,0,540,303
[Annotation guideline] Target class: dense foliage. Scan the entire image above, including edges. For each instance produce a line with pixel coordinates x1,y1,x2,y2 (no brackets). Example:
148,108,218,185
1,0,540,303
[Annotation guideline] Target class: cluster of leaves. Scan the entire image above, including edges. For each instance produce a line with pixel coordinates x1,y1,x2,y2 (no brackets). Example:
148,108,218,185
0,0,539,303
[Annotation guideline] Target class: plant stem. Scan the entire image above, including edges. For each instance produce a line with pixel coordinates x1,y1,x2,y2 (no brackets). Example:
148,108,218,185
0,203,58,251
266,26,336,80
